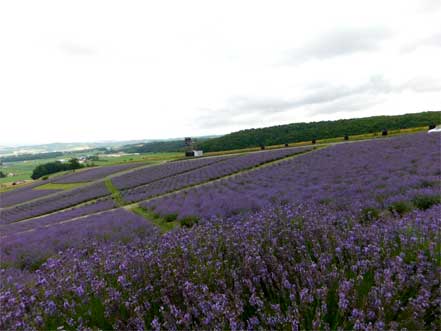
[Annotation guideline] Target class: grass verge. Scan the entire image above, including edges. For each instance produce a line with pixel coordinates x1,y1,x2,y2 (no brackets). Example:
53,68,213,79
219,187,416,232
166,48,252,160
34,182,86,191
104,178,126,207
129,205,179,233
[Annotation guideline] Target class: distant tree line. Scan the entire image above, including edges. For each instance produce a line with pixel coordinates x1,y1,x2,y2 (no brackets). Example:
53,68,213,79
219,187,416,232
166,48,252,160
118,140,186,154
0,152,63,163
199,111,441,152
117,138,211,154
31,158,84,180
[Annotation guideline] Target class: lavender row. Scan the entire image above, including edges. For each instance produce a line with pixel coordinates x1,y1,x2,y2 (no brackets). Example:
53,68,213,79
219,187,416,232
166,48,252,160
144,133,440,220
0,208,159,270
111,155,233,190
0,182,110,223
0,198,116,236
1,203,439,330
123,147,312,203
0,176,66,208
53,162,146,184
0,188,62,209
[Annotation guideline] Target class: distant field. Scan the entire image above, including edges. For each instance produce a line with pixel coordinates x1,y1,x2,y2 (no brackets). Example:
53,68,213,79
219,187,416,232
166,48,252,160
0,152,182,188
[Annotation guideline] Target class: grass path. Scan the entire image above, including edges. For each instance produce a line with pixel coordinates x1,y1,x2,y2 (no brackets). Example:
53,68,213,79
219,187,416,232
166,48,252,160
128,205,179,233
104,178,126,207
34,182,86,191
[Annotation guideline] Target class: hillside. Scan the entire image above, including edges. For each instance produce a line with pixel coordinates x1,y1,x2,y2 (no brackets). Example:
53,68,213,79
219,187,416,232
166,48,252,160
200,111,441,152
116,136,216,154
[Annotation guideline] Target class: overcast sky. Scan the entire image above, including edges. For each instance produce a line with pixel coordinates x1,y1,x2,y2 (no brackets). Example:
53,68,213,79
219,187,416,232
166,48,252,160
1,0,440,145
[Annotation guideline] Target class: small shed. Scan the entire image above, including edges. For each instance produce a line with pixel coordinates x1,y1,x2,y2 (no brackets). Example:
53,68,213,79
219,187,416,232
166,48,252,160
194,150,203,157
428,126,441,133
185,150,203,157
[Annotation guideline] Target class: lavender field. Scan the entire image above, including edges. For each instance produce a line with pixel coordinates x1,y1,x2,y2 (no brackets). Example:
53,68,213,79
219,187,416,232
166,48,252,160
0,181,63,208
0,133,440,330
52,162,147,184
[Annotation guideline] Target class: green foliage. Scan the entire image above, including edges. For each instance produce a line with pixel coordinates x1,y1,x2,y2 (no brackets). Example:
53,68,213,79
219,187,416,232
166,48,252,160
121,140,186,153
180,215,200,228
31,158,84,180
412,195,440,210
104,179,126,207
360,207,380,223
164,213,178,222
388,201,412,216
200,111,441,152
0,171,6,178
0,152,63,163
130,205,178,233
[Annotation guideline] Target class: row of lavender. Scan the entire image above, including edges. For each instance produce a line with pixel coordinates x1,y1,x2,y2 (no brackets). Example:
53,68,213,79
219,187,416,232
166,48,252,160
52,162,146,184
111,155,233,189
0,182,109,223
1,202,439,330
143,133,440,220
0,198,116,236
122,146,312,203
0,163,145,208
0,208,159,270
0,179,63,208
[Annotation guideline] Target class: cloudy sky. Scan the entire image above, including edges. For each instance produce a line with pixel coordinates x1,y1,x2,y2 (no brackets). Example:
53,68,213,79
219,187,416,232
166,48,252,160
1,0,440,145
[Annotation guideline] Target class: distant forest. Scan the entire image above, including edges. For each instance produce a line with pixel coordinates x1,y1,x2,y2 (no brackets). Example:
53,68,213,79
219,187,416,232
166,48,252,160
199,111,441,152
118,138,210,154
0,152,63,163
119,140,186,153
31,158,84,180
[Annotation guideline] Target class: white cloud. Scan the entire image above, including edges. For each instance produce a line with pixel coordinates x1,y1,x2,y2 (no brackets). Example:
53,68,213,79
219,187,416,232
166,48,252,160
0,0,440,145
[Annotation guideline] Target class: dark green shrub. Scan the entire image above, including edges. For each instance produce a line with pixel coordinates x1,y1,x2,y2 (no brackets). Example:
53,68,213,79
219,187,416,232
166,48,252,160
360,207,380,223
180,216,199,228
318,198,332,205
418,180,434,188
388,201,412,216
164,213,178,222
412,195,440,210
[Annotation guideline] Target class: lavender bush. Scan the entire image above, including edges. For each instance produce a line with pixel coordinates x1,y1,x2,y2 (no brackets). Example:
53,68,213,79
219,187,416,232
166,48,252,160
1,203,439,330
0,208,158,270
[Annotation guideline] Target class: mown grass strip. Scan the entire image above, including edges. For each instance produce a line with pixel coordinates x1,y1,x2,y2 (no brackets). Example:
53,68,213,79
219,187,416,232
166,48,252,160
34,182,86,191
129,204,179,233
104,178,126,207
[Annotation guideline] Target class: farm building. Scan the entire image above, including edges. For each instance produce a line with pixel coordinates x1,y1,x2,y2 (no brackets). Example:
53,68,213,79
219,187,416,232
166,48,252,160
185,150,203,157
428,125,441,133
